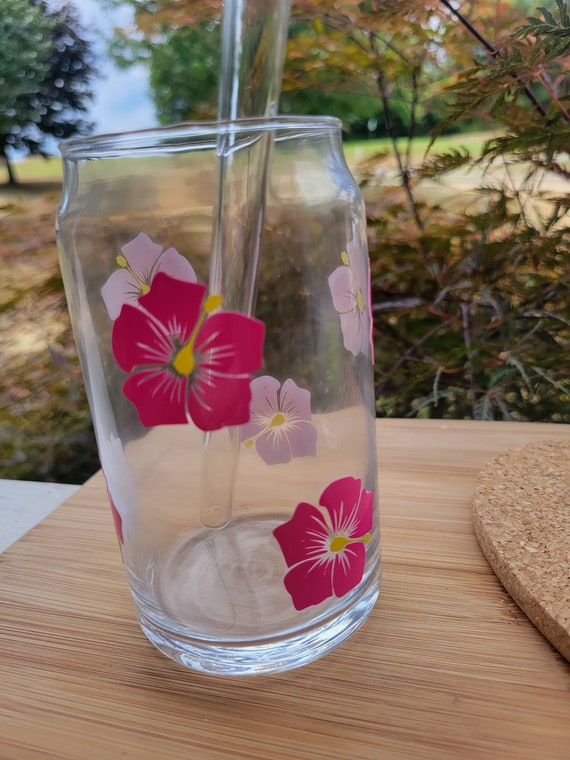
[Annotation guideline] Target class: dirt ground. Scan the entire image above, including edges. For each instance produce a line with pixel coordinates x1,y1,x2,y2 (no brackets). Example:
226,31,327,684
0,181,98,482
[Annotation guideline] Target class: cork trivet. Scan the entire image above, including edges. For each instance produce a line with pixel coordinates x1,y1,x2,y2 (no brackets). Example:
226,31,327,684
472,439,570,661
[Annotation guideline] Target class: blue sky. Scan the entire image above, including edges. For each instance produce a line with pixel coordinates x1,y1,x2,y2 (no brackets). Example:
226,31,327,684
70,0,158,135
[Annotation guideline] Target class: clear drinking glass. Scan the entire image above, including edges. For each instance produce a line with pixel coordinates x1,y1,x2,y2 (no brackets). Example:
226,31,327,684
57,116,380,675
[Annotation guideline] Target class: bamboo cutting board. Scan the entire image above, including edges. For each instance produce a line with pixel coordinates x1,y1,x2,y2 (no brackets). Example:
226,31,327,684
1,419,569,760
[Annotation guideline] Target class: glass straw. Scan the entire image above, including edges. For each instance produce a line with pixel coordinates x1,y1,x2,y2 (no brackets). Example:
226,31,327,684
200,0,291,528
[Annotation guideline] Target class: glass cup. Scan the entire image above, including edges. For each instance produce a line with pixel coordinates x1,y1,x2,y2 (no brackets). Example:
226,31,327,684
57,116,380,675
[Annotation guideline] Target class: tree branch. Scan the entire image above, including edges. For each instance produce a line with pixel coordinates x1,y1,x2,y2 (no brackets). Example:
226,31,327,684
437,0,551,121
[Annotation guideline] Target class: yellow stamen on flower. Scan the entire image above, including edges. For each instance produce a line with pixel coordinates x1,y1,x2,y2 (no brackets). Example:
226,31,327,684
172,340,195,376
340,249,366,313
204,294,222,313
242,410,289,449
116,253,150,294
329,532,371,553
269,412,286,427
171,294,223,377
329,536,349,553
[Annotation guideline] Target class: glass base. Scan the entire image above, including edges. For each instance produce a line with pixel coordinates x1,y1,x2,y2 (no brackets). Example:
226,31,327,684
136,578,379,675
131,515,381,675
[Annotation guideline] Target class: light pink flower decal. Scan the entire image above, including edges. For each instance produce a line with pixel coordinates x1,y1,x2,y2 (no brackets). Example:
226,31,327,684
102,232,197,320
112,272,264,431
98,432,136,547
240,376,317,465
273,476,374,611
328,239,373,360
109,496,124,545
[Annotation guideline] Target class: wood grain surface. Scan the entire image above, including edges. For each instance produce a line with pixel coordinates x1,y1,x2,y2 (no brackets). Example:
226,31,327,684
1,419,569,760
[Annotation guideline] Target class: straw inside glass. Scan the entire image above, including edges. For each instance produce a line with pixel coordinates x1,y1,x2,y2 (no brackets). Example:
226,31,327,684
200,0,291,529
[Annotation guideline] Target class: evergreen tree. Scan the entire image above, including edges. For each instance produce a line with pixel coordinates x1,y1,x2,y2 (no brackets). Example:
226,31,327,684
0,0,97,184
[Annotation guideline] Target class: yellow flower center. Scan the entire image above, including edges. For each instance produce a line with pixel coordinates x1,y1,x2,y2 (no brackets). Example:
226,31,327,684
243,410,288,450
329,535,349,553
172,341,195,376
171,293,222,377
270,412,286,427
356,288,364,313
329,532,371,553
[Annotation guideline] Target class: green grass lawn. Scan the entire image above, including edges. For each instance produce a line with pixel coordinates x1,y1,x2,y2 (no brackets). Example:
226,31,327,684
342,131,490,166
6,131,493,185
10,156,63,182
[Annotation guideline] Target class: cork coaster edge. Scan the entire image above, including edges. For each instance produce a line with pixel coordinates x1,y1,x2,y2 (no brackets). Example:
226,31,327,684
472,439,570,662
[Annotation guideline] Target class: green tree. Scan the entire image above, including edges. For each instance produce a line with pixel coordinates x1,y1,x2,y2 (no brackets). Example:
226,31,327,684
369,0,570,421
112,20,220,124
108,0,513,136
0,0,53,182
0,0,97,184
108,0,455,131
107,0,570,422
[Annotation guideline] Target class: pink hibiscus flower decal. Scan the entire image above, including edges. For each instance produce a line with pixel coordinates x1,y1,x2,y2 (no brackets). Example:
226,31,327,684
112,272,264,431
101,232,197,320
328,239,373,360
273,476,374,611
240,376,317,465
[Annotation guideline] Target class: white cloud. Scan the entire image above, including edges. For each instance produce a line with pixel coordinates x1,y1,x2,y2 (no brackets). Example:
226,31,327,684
92,64,156,135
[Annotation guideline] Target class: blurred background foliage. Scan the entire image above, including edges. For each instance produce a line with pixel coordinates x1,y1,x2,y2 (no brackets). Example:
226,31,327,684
0,0,96,183
1,0,569,482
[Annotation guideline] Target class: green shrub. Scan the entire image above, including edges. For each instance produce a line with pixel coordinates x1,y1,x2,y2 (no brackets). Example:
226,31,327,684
367,1,570,421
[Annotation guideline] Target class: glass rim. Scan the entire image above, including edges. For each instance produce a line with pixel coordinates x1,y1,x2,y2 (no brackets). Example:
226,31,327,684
59,115,343,160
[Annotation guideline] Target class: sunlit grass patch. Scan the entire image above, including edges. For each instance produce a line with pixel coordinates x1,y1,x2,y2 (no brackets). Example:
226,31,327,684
10,156,63,182
343,131,491,169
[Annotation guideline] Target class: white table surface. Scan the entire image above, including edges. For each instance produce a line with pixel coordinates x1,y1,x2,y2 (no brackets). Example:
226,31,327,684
0,480,80,553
